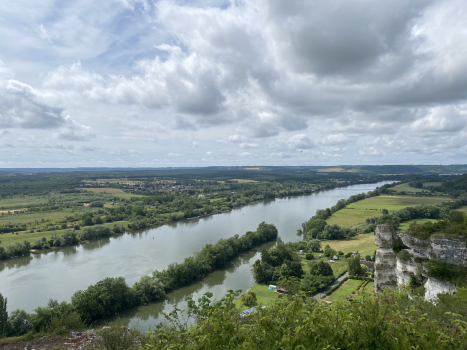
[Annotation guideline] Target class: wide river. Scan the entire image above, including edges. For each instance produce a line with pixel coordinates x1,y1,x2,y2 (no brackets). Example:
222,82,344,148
0,181,392,330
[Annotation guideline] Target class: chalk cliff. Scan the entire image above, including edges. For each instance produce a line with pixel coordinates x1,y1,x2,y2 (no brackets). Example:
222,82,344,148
374,224,463,300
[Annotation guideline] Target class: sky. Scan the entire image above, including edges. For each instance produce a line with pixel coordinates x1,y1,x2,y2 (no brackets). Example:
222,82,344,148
0,0,467,167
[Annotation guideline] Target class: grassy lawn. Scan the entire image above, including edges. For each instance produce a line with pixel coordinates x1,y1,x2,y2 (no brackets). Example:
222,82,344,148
398,218,438,232
82,188,147,198
458,206,467,213
0,211,70,225
327,285,357,302
345,279,364,288
363,282,374,291
0,220,130,246
327,196,449,228
301,256,347,276
391,183,426,193
234,283,280,309
320,234,376,257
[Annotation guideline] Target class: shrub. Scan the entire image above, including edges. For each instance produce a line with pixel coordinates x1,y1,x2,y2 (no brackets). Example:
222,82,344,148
397,249,411,261
305,253,314,260
338,251,344,256
96,327,139,350
240,291,257,307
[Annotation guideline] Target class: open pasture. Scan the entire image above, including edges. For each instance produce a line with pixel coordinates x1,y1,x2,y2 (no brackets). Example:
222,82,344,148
327,196,448,228
391,183,426,193
398,218,438,232
230,179,259,183
0,211,70,225
321,234,376,257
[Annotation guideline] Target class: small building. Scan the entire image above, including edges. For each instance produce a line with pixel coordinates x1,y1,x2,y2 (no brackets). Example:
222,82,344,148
333,255,339,260
352,251,360,257
299,250,304,255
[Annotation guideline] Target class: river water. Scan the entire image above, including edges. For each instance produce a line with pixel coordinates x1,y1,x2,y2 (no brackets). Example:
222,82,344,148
0,181,392,327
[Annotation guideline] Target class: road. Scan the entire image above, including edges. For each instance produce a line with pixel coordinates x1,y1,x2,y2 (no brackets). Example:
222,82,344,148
314,272,349,299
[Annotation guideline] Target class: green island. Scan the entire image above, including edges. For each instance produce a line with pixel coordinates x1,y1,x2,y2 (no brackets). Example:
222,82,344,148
1,168,467,349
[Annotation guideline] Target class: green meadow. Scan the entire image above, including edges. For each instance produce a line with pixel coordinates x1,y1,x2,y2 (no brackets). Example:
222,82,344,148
326,196,448,228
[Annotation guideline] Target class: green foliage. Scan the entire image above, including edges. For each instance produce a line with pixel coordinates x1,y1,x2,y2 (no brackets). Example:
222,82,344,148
347,256,363,276
71,277,135,324
306,239,321,252
309,260,334,277
142,288,467,349
7,309,31,337
323,245,337,257
426,260,467,282
240,291,257,307
96,327,140,350
397,249,411,261
132,276,165,305
305,253,314,260
0,293,7,338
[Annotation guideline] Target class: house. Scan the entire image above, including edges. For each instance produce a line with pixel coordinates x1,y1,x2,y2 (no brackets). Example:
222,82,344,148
352,251,360,257
299,250,304,255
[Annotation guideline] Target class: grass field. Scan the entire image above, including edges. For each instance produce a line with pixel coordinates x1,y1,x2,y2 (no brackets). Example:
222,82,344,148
391,183,426,193
326,280,374,302
235,283,280,309
398,218,438,231
0,211,70,225
82,188,146,198
326,196,448,228
0,220,130,246
459,206,467,213
321,234,376,257
327,284,358,302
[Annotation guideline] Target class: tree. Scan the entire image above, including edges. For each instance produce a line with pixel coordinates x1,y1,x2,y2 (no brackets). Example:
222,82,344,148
7,309,31,337
321,224,346,240
324,245,337,257
347,256,363,276
0,293,7,338
240,291,257,307
307,239,321,252
309,261,334,277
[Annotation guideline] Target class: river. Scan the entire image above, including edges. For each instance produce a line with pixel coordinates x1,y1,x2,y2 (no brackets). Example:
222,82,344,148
0,181,392,327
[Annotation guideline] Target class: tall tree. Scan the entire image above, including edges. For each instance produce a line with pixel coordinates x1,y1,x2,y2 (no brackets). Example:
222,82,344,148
0,293,7,338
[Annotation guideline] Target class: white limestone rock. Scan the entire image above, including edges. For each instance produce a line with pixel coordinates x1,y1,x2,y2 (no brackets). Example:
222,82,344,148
375,224,396,249
424,277,458,301
399,233,431,259
395,255,422,285
430,236,467,266
375,248,397,292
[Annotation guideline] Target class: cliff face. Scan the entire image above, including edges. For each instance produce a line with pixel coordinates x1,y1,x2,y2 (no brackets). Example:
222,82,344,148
374,224,462,300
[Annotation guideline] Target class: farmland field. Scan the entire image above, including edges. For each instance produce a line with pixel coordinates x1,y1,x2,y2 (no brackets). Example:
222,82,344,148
391,183,426,193
0,220,130,247
326,196,449,228
321,234,376,257
0,211,70,225
398,218,438,231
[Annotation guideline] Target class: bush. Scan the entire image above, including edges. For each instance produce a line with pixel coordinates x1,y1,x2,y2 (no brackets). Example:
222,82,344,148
305,253,314,260
96,327,137,350
47,310,84,335
240,291,257,307
338,251,344,256
397,249,411,261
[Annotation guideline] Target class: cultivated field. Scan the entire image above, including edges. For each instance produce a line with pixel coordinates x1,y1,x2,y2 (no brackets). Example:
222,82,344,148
327,196,448,228
0,211,70,225
391,183,426,193
321,234,376,257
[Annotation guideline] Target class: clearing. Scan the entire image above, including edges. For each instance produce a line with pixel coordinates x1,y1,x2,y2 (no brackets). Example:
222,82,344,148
391,183,427,193
321,234,376,257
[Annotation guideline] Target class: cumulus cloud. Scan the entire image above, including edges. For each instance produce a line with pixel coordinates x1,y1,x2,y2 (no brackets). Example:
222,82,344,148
1,0,467,165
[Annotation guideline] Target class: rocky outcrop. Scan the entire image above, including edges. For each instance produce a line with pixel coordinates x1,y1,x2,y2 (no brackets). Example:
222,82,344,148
396,257,421,285
374,224,464,300
374,225,398,292
424,277,458,301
